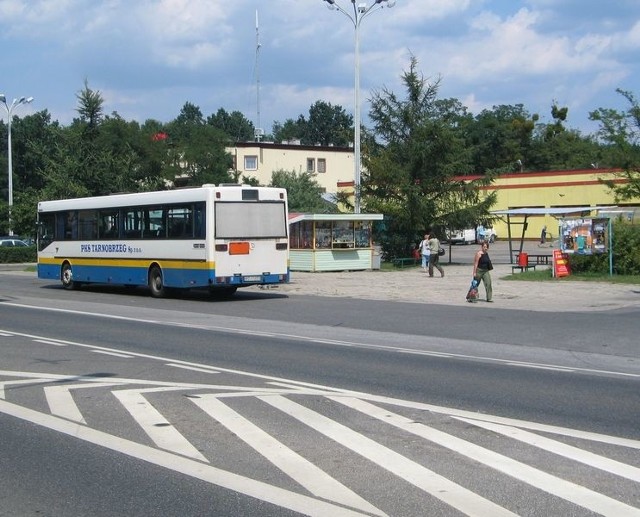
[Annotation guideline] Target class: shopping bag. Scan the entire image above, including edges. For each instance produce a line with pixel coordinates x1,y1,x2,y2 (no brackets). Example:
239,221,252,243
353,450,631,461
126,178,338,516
466,278,479,302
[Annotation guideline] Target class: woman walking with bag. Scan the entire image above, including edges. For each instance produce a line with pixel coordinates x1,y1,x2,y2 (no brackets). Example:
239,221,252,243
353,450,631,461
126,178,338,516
472,241,493,302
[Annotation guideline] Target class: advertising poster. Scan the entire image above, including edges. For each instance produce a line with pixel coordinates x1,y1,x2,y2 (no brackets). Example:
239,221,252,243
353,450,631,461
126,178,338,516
559,218,608,254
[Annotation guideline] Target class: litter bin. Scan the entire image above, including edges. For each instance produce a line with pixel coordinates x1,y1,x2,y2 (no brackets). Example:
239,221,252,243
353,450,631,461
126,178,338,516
518,252,528,267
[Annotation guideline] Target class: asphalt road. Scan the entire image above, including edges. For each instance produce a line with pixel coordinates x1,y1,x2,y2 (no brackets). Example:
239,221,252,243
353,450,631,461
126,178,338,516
1,272,639,516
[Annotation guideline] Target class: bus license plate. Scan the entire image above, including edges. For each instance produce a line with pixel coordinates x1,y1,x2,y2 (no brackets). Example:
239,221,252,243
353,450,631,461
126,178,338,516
243,275,261,282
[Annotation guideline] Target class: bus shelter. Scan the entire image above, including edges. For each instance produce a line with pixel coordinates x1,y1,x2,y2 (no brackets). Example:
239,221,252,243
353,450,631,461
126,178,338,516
288,213,383,272
490,206,615,265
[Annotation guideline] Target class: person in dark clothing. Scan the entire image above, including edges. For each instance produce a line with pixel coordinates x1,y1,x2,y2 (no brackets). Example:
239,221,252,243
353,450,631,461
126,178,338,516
472,241,493,302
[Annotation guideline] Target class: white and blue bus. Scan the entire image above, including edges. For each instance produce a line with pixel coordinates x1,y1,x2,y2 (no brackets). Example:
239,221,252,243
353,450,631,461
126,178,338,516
37,184,289,297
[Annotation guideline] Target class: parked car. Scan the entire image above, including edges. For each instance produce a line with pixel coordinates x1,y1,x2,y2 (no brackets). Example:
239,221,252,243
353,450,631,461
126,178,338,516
446,226,497,245
481,226,497,243
0,237,29,247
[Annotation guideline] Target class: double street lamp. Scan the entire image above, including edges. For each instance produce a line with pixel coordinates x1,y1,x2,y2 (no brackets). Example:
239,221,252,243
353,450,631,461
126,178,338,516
322,0,396,213
1,94,34,236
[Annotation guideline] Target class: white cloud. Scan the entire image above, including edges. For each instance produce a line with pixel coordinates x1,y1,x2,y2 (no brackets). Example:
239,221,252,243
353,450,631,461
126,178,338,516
2,0,639,134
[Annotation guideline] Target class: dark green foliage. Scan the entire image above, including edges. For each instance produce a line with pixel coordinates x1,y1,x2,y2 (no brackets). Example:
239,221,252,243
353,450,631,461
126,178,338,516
610,221,640,275
271,101,352,147
207,108,255,141
269,169,332,213
364,56,496,258
567,253,609,274
0,245,36,264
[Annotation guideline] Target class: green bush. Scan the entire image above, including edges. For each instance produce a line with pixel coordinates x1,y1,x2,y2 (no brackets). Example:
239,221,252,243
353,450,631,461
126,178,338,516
567,221,640,275
0,246,37,264
611,221,640,275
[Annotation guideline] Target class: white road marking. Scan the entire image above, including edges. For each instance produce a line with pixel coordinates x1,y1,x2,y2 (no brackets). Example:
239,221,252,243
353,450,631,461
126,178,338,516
191,394,386,517
2,365,640,514
33,339,68,347
90,350,134,358
456,416,640,483
260,394,517,517
0,378,54,400
506,363,575,372
166,363,220,374
334,389,640,451
112,387,209,462
0,398,370,517
44,382,124,423
332,396,640,517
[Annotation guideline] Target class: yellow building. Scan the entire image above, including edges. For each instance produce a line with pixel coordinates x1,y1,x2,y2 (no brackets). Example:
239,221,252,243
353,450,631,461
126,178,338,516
227,141,354,196
475,168,639,241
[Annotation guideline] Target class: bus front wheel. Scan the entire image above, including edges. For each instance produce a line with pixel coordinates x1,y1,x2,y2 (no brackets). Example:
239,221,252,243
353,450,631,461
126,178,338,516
148,266,167,298
61,262,80,290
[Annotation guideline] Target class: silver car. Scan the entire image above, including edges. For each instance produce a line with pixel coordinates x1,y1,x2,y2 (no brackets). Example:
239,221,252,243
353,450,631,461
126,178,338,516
0,238,29,247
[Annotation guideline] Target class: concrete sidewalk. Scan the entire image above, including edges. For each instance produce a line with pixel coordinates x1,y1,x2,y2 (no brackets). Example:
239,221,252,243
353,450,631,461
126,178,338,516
4,262,639,313
273,264,640,313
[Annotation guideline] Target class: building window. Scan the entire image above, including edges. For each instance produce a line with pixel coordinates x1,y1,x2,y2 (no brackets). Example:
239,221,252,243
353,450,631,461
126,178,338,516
317,158,326,173
306,158,315,173
244,155,258,171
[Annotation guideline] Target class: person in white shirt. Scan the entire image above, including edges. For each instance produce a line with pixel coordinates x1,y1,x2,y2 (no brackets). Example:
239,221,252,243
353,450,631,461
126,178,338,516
418,233,430,271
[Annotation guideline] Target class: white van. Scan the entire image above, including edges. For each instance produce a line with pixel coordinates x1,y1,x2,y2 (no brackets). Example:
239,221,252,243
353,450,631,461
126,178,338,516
447,228,476,245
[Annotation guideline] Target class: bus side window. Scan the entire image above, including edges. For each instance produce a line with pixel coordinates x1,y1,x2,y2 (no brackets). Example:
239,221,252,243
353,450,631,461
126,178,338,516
64,211,78,240
169,221,184,238
194,204,205,238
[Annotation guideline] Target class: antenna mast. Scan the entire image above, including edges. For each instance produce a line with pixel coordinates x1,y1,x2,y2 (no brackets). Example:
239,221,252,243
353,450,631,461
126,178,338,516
254,10,263,141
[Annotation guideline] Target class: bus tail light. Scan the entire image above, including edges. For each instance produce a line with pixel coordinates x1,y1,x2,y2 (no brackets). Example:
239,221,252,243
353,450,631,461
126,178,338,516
215,244,228,252
276,243,288,250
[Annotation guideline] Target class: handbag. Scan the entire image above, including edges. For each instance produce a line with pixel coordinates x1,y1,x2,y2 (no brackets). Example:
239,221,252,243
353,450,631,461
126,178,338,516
438,247,445,256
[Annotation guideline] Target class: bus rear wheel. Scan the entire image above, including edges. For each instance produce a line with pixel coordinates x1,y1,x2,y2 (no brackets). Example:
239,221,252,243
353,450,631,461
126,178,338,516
148,266,167,298
61,262,80,290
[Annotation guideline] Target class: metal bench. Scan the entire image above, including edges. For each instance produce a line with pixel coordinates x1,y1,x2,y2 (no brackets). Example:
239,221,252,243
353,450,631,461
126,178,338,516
511,252,547,273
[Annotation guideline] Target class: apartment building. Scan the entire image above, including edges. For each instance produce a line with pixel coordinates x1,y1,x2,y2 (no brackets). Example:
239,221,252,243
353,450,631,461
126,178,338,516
227,141,354,195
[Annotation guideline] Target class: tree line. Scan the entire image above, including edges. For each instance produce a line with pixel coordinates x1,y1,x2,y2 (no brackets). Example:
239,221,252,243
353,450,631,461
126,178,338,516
1,59,639,258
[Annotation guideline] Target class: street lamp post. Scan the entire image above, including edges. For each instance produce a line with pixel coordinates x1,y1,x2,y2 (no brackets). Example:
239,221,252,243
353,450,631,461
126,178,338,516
322,0,395,214
1,94,34,236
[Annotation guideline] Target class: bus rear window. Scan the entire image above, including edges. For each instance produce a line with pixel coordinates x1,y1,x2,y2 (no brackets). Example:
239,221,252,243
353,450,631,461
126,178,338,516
215,202,287,239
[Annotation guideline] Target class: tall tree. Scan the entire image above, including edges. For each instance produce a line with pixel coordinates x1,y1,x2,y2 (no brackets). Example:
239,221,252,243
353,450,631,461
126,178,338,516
302,101,352,147
468,104,537,173
76,79,104,138
207,108,255,142
363,56,495,258
271,118,303,143
590,89,640,201
271,101,352,147
269,169,330,212
166,103,233,186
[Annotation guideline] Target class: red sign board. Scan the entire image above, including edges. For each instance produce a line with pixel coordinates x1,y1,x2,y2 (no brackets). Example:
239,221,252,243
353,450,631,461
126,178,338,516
553,249,570,278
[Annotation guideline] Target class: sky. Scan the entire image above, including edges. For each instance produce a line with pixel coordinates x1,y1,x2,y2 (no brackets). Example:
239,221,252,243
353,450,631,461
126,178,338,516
1,0,639,138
